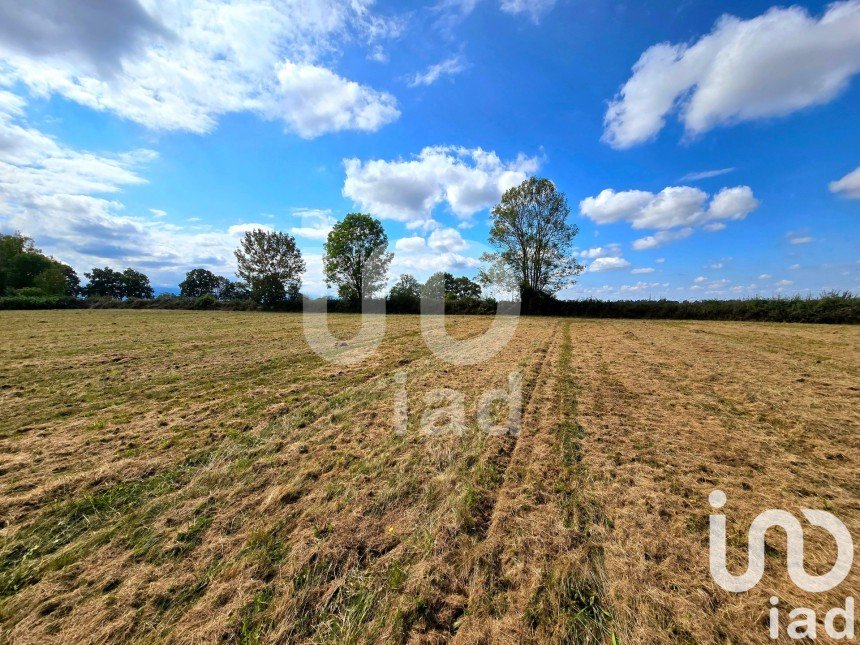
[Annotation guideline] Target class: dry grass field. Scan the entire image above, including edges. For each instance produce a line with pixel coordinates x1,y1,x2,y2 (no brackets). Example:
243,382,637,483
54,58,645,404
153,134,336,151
0,311,857,643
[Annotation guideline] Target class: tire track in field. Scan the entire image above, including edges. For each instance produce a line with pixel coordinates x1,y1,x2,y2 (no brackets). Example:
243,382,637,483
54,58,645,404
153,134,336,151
412,321,561,641
453,321,617,644
449,320,568,640
477,320,564,538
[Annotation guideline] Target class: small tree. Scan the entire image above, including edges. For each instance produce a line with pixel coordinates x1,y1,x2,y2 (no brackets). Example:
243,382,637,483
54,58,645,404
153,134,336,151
234,229,305,305
217,278,249,301
448,275,481,300
121,268,154,299
486,177,583,299
388,274,422,312
389,274,421,301
180,268,221,298
421,272,448,301
323,213,392,303
32,264,69,296
84,267,125,298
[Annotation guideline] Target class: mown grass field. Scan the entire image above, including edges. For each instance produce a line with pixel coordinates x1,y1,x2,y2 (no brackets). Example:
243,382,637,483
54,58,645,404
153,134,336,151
0,311,857,643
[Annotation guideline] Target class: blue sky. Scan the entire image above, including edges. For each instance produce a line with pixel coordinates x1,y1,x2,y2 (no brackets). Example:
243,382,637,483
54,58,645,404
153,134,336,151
0,0,858,298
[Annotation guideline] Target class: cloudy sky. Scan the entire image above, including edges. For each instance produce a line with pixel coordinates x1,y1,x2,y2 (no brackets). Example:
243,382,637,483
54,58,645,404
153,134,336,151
0,0,858,299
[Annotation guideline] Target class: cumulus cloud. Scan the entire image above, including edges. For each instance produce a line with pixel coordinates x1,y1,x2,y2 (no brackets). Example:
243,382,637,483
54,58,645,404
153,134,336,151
0,0,170,75
409,56,467,87
393,252,481,276
289,208,336,241
588,256,630,272
603,2,860,148
428,227,469,252
829,166,860,199
394,236,427,254
579,185,759,242
0,96,296,288
0,0,401,137
388,228,481,281
631,267,655,274
579,243,622,260
271,62,399,138
631,228,693,250
343,146,540,227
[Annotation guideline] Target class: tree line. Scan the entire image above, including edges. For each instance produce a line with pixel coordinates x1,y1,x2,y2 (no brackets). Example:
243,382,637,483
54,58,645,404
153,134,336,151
1,177,857,322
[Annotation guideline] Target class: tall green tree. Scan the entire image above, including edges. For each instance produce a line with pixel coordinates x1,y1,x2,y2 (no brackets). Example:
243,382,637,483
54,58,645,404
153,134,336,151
484,177,583,297
121,268,154,299
323,213,392,302
0,232,79,296
179,268,221,298
84,267,153,299
234,229,305,305
84,267,125,298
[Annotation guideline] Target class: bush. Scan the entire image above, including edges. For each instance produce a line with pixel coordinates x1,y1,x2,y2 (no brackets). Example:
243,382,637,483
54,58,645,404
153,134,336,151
196,294,217,309
0,295,82,310
0,290,855,323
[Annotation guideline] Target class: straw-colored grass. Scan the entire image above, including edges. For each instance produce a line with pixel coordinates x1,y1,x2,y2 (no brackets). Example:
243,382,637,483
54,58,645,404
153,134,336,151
0,311,856,643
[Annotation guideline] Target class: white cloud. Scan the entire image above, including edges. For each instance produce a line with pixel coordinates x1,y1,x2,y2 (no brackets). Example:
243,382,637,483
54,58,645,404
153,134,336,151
391,251,480,276
631,228,693,250
631,267,655,274
394,236,427,254
368,45,389,64
829,166,860,199
655,257,665,263
581,185,757,251
759,274,771,280
289,208,335,240
786,231,814,245
149,208,167,218
579,243,622,259
434,0,556,26
409,56,467,87
681,168,735,181
0,0,401,138
391,229,474,277
0,0,170,75
618,281,667,295
694,276,707,284
579,189,654,227
343,146,540,226
428,227,469,252
270,62,399,138
790,263,801,270
499,0,557,22
603,2,860,148
776,279,794,287
0,95,309,288
588,256,630,272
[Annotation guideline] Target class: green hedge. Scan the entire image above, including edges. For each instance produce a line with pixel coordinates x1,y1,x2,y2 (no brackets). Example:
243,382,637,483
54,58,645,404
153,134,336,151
1,292,857,323
0,295,84,310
